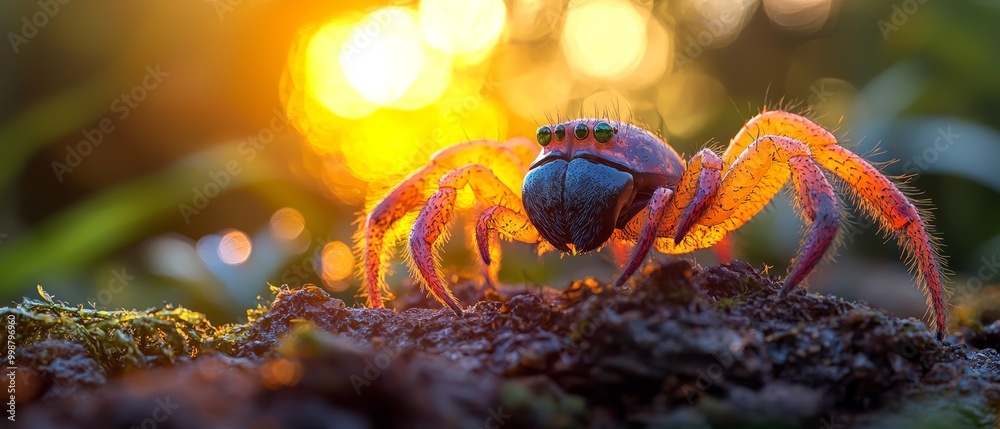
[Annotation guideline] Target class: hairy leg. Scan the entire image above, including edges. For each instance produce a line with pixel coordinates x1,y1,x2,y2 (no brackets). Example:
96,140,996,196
615,187,673,287
781,155,840,294
673,136,840,292
726,111,948,336
475,205,539,265
408,164,524,314
813,144,948,336
357,141,530,308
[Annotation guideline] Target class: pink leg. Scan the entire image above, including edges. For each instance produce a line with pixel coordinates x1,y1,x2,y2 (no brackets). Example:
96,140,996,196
780,155,840,294
813,145,948,337
409,164,522,314
475,206,539,265
358,140,528,308
410,189,464,314
615,187,674,287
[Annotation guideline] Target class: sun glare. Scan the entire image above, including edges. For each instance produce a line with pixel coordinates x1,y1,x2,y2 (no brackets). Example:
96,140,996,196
418,0,507,63
339,7,427,107
562,0,648,80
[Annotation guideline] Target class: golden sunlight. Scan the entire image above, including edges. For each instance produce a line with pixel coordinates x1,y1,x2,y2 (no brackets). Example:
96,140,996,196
339,7,427,107
562,0,647,80
305,18,379,119
418,0,507,64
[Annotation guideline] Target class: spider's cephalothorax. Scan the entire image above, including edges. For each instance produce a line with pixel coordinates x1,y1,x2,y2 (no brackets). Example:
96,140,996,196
523,121,683,253
356,111,950,339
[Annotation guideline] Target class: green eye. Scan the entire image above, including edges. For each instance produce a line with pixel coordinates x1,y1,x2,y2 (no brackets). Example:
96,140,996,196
536,126,552,146
574,123,589,140
594,122,614,143
554,125,566,141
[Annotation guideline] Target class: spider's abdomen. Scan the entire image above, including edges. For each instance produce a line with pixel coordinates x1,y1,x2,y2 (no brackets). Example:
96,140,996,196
522,158,636,253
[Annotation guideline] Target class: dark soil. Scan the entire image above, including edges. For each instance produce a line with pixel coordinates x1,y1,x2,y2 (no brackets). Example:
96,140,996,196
10,260,1000,428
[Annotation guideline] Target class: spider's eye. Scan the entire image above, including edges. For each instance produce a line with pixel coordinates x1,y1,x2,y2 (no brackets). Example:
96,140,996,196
554,125,566,141
594,122,614,143
574,123,589,140
536,126,552,146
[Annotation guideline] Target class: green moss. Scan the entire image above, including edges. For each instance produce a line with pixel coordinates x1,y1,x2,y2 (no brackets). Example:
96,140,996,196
1,285,267,374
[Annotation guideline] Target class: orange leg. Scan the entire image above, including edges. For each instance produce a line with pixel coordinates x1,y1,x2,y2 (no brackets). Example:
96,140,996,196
813,144,948,337
725,111,948,337
664,110,949,338
670,149,723,243
357,140,531,308
409,164,525,314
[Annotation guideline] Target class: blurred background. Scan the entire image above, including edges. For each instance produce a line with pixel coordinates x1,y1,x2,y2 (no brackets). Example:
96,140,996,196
1,0,998,325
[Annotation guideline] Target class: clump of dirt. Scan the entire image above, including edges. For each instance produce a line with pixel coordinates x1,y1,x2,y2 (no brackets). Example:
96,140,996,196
8,260,1000,428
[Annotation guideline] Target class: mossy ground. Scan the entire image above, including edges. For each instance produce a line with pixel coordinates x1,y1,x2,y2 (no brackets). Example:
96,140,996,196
6,260,1000,428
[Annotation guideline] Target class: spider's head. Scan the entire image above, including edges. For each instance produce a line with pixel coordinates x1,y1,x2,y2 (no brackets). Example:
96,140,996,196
522,119,683,253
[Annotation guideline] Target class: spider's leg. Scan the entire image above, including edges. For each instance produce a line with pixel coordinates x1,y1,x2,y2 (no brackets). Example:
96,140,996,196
782,155,840,293
614,187,673,287
673,136,839,291
474,206,540,288
358,140,530,309
670,149,723,243
727,110,948,336
814,144,948,337
475,205,539,265
409,164,524,314
611,148,721,269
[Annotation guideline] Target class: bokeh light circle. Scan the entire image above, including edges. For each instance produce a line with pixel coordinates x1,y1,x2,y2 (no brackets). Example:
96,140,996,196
418,0,507,60
269,207,306,241
218,229,252,265
305,18,378,119
562,0,647,80
321,241,355,286
339,7,426,106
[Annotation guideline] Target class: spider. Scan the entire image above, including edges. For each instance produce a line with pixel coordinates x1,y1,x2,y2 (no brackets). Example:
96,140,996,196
355,110,949,338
